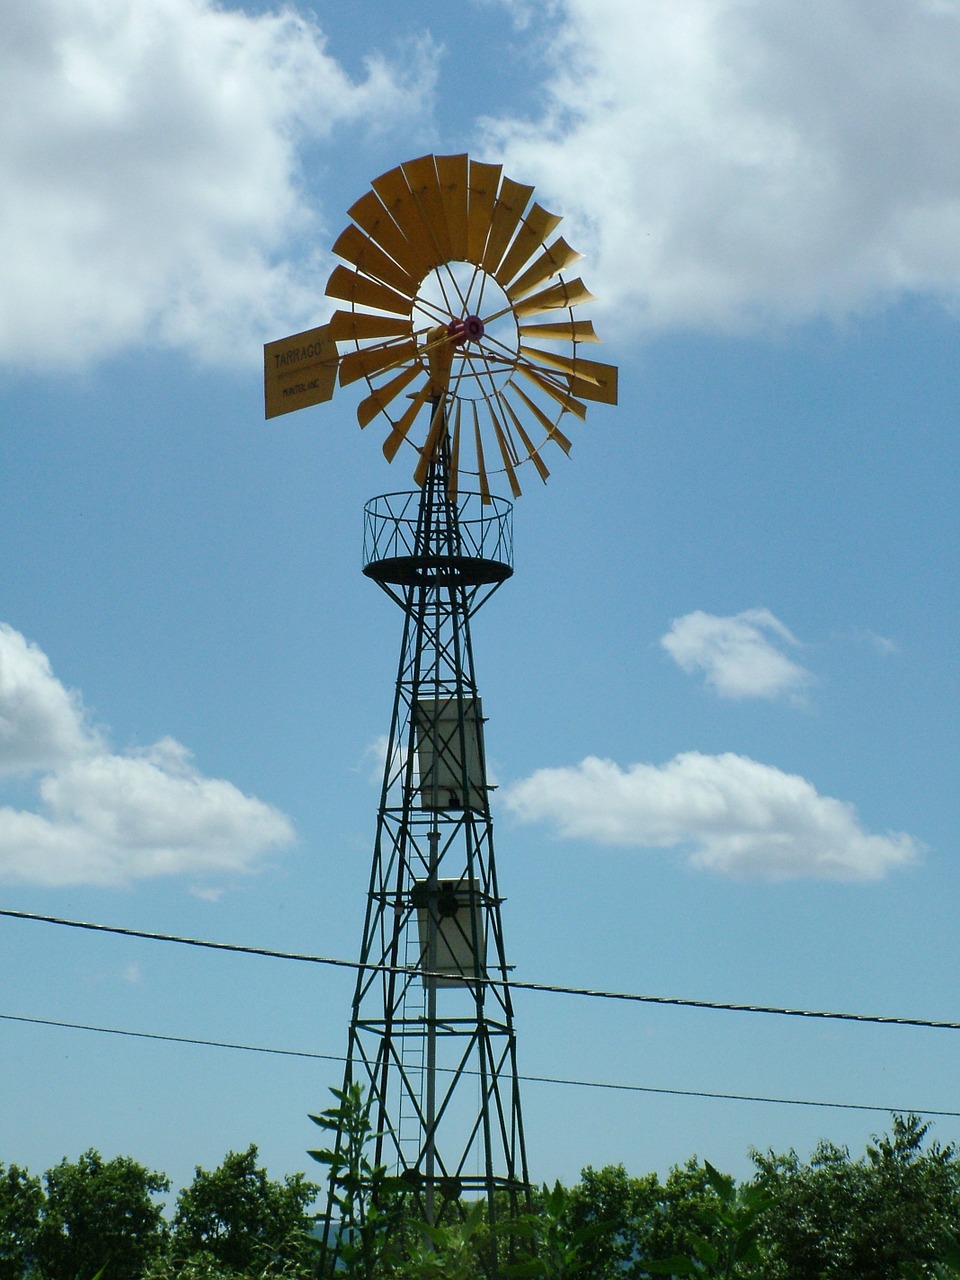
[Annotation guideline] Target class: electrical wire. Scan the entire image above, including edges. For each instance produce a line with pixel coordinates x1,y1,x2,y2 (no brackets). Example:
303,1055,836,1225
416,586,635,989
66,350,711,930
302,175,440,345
4,1011,959,1119
3,907,959,1033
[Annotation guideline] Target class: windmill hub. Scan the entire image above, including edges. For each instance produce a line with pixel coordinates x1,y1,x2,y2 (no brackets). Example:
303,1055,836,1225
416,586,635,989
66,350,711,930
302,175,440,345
447,314,485,345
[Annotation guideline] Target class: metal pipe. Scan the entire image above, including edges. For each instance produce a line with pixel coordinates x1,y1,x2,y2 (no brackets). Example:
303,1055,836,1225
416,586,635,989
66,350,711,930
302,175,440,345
424,827,440,1226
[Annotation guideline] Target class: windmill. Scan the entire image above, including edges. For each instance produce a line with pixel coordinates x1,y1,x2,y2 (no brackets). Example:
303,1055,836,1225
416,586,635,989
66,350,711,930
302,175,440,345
264,153,617,1252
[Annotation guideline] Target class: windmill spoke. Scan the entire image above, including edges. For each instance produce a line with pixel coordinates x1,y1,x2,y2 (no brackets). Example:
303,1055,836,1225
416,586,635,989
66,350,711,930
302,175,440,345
461,344,510,407
433,263,463,320
416,293,458,327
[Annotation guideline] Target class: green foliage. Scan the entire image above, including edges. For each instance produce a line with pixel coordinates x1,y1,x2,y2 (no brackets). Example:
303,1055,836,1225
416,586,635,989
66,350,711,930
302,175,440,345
170,1144,319,1278
640,1161,771,1279
309,1083,409,1280
504,1179,613,1280
752,1113,960,1279
308,1085,508,1280
650,1162,734,1268
6,1109,960,1280
145,1244,313,1280
35,1149,169,1280
0,1162,43,1280
401,1201,488,1280
564,1159,741,1279
565,1164,661,1277
902,1230,960,1279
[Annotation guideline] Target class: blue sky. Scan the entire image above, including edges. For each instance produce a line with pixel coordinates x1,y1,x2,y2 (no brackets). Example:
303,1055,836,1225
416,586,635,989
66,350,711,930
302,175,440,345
1,0,958,1201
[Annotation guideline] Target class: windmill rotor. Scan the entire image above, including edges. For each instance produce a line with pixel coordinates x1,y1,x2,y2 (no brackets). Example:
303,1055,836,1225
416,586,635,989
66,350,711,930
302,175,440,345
323,153,617,500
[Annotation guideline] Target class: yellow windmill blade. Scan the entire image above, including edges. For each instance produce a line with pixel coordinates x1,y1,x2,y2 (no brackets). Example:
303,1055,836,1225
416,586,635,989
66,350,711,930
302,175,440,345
448,399,462,500
508,383,573,455
506,239,584,302
488,402,523,499
347,189,433,282
563,356,619,405
413,397,450,489
331,224,421,298
466,161,502,263
515,360,588,420
481,177,535,275
328,309,411,343
501,394,550,484
383,382,434,461
316,153,616,492
357,364,421,428
372,161,447,272
517,343,604,386
472,402,491,504
326,265,413,317
494,204,563,290
401,154,454,265
512,277,596,317
339,339,420,389
435,153,470,262
517,319,599,343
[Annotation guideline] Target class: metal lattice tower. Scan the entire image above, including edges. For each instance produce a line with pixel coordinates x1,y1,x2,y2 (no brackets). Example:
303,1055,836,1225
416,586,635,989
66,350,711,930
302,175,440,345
339,424,527,1228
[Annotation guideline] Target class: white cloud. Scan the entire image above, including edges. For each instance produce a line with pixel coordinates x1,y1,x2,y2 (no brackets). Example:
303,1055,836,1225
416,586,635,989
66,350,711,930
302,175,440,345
190,885,227,903
360,734,408,786
0,0,437,369
483,0,960,333
856,629,899,656
661,608,811,700
0,624,95,771
0,623,294,887
504,752,919,881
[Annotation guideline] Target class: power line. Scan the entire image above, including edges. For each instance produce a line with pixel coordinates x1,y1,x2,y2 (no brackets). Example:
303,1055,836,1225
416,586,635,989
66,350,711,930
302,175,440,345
4,906,960,1033
0,1012,341,1063
5,1011,959,1120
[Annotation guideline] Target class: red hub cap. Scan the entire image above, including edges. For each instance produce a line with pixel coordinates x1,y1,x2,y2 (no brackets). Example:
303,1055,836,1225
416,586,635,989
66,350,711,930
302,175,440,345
447,314,484,345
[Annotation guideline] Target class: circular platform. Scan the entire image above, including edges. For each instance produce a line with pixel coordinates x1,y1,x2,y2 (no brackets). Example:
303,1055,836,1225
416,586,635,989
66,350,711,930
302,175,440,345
363,491,514,587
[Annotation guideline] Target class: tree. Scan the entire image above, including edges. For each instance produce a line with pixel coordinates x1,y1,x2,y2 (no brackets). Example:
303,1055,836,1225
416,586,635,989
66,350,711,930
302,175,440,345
0,1162,43,1280
903,1231,960,1279
35,1149,169,1280
565,1164,660,1277
752,1113,960,1279
172,1144,319,1277
564,1159,743,1279
641,1162,771,1279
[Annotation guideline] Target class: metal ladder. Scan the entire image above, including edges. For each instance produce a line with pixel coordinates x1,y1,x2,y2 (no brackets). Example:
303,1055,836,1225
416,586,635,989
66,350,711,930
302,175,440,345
395,916,425,1171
